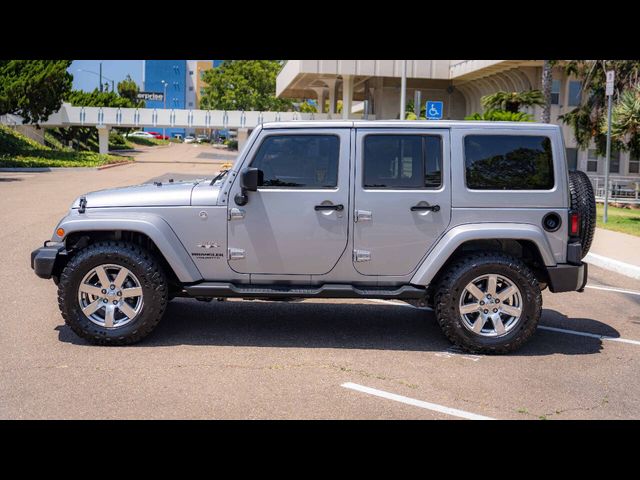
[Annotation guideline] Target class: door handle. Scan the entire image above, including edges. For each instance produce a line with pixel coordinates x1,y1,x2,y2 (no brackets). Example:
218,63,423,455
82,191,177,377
411,204,440,212
315,204,344,211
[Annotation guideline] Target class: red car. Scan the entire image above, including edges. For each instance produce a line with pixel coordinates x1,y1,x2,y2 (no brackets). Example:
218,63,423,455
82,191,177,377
147,131,169,140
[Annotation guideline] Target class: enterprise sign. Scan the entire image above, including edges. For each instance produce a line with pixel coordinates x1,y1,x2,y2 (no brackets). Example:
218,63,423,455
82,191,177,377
137,91,164,101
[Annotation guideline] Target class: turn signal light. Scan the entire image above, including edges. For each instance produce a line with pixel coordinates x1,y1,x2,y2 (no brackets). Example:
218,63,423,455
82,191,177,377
56,228,65,237
569,211,580,236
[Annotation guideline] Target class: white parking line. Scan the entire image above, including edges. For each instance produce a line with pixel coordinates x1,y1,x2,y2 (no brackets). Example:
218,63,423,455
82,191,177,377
341,382,495,420
585,284,640,297
538,325,640,346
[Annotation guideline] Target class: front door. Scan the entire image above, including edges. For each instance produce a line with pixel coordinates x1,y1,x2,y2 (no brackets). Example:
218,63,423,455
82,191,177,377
353,129,451,276
227,129,350,275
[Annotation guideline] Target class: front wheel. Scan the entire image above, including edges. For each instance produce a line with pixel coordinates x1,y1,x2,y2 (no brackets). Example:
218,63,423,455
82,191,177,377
57,241,169,345
434,252,542,354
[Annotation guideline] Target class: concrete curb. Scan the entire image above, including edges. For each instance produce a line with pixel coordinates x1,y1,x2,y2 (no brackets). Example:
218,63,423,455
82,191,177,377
1,161,134,172
97,161,135,170
585,252,640,280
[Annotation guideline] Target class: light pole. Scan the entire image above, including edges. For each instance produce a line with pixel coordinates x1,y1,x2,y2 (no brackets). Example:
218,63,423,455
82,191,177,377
161,80,168,140
77,68,115,93
400,60,407,120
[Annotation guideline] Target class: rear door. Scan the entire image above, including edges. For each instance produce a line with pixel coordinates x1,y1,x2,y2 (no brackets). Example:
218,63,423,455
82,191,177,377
352,128,451,276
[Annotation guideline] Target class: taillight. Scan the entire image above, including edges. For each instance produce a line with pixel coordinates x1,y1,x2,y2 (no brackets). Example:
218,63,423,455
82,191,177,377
570,211,580,237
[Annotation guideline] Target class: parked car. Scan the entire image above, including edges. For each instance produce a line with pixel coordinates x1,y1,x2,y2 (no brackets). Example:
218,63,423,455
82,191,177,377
196,134,209,143
184,135,197,144
31,120,595,353
128,131,155,138
147,131,169,140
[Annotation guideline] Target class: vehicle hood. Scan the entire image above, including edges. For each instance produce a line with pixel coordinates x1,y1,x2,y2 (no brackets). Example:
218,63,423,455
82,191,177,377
72,180,204,208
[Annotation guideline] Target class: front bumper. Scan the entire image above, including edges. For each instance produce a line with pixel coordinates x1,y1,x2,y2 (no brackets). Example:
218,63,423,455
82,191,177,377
547,262,588,293
31,242,67,280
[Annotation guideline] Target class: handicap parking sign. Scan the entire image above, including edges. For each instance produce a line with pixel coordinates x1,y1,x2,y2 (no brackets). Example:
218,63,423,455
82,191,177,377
426,101,443,120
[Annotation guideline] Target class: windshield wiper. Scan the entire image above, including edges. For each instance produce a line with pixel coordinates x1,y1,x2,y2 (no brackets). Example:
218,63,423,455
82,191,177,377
209,169,229,186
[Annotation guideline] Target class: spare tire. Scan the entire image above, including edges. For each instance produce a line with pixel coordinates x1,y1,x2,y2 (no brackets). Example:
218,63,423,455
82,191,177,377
568,170,596,258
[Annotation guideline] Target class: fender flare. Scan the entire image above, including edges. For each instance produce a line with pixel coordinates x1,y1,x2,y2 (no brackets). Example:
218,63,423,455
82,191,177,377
54,212,202,283
410,223,556,286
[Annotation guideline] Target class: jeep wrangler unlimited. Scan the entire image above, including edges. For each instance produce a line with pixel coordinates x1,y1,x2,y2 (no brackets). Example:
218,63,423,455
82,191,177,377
31,121,595,353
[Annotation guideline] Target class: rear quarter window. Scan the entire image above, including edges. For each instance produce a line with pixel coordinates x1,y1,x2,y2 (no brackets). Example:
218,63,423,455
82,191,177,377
464,135,554,190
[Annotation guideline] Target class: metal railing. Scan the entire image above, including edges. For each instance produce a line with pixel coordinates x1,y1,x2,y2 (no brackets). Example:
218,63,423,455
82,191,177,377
589,174,640,204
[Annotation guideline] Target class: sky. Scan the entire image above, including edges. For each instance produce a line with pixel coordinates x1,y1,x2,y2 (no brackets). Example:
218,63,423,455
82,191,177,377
69,60,143,92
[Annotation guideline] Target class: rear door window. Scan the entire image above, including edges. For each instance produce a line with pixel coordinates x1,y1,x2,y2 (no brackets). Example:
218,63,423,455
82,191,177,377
464,135,554,190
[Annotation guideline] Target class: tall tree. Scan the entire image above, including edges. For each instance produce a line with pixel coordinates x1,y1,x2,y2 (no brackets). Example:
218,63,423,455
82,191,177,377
608,83,640,158
117,75,144,107
559,60,640,155
541,60,555,123
200,60,293,111
0,60,73,123
481,90,545,113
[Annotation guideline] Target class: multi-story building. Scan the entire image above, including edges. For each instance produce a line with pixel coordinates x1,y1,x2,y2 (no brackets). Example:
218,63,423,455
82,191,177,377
143,60,216,137
276,60,640,181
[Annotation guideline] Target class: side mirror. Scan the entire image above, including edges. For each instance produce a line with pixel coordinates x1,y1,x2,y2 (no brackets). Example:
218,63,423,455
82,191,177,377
241,167,263,192
235,167,263,206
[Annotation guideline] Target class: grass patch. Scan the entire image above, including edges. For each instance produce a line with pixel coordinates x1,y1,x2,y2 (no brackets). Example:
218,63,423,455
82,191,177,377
597,204,640,237
127,136,170,147
1,124,129,168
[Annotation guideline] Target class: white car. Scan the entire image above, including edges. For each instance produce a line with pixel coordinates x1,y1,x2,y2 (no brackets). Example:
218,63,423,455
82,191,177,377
128,131,155,138
184,135,197,144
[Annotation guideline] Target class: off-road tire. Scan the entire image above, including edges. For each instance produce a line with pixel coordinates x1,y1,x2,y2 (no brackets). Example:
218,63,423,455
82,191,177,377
434,252,542,354
57,241,168,345
568,170,596,258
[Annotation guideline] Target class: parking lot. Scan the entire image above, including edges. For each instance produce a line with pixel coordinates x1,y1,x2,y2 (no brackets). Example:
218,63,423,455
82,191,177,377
2,143,640,419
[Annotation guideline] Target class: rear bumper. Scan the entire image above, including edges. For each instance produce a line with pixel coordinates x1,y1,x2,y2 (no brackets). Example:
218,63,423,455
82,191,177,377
547,262,588,293
31,242,66,280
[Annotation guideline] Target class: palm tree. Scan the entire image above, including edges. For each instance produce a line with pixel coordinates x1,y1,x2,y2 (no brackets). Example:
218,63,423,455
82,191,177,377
607,83,640,157
541,61,554,123
481,90,545,113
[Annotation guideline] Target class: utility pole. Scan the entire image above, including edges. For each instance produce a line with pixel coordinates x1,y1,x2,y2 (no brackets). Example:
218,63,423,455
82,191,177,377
161,80,168,140
400,60,407,120
99,62,103,92
603,69,615,223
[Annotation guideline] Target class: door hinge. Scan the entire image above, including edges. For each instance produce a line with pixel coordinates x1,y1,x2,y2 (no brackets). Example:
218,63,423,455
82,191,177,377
228,207,245,221
354,210,372,222
353,249,371,262
228,248,246,260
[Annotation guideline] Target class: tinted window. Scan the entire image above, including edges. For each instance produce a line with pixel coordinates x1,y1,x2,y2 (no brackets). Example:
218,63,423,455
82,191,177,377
364,135,442,188
464,135,554,190
250,135,339,188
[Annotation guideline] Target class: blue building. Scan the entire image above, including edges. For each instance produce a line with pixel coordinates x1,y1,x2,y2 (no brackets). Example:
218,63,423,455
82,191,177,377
143,60,187,138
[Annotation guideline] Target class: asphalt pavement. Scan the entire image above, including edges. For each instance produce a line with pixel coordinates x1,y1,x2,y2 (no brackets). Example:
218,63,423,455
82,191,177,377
1,143,640,419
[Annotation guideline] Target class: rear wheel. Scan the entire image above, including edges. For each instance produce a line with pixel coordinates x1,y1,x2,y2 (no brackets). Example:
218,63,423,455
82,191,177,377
434,252,542,354
57,241,168,345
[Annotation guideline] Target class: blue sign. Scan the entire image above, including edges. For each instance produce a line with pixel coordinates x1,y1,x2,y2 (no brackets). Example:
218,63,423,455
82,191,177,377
426,101,443,120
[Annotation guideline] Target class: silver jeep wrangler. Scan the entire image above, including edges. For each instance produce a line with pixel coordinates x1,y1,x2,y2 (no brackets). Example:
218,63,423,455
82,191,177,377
31,121,595,353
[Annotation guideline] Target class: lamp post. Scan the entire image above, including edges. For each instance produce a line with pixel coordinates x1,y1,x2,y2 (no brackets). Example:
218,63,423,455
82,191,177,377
161,80,168,140
77,68,115,93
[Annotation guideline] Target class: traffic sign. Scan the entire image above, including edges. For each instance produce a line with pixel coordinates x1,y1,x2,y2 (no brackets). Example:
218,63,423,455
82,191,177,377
606,70,615,96
426,101,443,120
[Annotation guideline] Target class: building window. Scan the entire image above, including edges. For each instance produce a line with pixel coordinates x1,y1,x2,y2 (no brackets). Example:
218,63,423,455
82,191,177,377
189,70,194,75
464,135,554,190
566,148,578,171
250,135,340,188
188,102,193,107
551,79,561,105
630,154,640,174
363,135,442,189
587,149,598,172
189,86,194,91
568,81,582,106
610,149,620,173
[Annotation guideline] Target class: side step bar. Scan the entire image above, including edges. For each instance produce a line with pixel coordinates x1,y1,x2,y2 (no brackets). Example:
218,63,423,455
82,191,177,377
183,282,426,300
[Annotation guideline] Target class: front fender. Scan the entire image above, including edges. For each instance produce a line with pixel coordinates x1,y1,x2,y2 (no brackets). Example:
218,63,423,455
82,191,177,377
53,211,202,283
410,223,556,286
